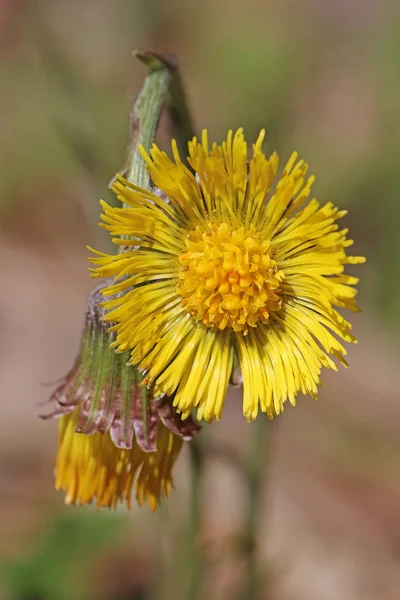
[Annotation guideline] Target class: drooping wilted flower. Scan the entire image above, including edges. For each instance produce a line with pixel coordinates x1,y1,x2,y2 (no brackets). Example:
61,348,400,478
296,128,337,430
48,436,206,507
90,129,365,422
42,285,199,509
54,408,183,510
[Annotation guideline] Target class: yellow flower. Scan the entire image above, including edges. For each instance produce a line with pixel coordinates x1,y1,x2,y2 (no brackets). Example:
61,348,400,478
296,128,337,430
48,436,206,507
43,285,199,510
90,129,365,422
55,408,182,510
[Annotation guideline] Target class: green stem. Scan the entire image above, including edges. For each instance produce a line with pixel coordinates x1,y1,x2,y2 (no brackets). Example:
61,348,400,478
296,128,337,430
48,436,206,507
183,436,204,600
120,49,196,193
119,50,177,193
239,418,269,600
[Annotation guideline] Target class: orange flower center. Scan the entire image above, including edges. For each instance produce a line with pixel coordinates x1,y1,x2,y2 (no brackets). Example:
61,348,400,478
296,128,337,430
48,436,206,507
178,223,282,333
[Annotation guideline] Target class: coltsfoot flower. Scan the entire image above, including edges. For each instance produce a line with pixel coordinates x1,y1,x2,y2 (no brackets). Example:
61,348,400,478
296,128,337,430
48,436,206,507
90,129,365,422
43,285,199,509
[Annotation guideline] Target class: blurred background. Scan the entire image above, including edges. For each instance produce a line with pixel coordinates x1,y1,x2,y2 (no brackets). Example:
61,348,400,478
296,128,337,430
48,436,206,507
1,0,399,598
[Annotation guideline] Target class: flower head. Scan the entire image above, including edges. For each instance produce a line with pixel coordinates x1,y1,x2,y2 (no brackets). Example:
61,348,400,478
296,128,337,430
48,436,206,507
43,285,199,509
55,408,182,510
91,129,365,422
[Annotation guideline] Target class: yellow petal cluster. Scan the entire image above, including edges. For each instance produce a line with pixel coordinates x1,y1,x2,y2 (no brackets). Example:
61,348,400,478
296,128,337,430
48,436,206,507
56,409,182,510
90,129,365,422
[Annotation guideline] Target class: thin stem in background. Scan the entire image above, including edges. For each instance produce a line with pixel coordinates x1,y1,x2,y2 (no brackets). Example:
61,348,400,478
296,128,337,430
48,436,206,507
183,436,204,600
238,418,270,600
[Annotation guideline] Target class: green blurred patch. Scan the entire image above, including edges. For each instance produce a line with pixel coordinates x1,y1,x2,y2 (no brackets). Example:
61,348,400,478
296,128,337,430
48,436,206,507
2,510,123,600
198,18,312,145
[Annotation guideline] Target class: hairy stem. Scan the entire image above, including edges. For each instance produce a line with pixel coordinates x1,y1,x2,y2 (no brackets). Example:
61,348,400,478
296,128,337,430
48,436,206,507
117,50,176,194
183,436,204,600
239,418,269,600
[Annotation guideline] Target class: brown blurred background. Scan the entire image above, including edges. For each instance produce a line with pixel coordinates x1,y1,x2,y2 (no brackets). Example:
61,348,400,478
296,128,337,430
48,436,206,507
0,0,399,599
